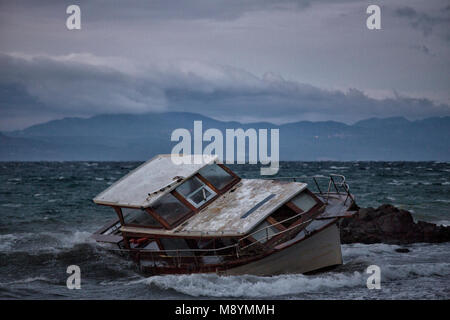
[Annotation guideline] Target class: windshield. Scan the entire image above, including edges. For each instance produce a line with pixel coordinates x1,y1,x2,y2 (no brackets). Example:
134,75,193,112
176,176,216,208
151,192,192,225
198,164,235,190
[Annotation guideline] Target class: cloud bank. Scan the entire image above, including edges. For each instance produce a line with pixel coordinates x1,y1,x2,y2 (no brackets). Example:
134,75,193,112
1,52,449,130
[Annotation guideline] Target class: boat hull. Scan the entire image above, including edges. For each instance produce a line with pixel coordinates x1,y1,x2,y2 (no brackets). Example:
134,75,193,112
224,222,343,276
98,220,344,276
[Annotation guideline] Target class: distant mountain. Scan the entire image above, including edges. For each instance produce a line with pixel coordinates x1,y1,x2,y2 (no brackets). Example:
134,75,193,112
1,113,450,161
354,116,411,128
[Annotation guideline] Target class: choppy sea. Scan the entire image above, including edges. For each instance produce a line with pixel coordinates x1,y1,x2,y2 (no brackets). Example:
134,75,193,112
0,161,449,299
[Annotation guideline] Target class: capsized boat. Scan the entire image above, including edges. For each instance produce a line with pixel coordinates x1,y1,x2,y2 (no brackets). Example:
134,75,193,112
92,154,357,275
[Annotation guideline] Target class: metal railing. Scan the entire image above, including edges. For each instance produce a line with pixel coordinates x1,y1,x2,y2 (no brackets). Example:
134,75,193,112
106,211,316,267
267,174,353,205
238,214,313,251
313,174,353,205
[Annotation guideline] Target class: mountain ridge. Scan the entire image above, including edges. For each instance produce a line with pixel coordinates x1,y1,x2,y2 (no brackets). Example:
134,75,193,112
1,112,449,161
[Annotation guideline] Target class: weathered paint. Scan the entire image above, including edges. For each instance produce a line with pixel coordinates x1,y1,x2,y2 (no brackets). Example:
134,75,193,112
93,154,217,208
120,179,306,237
224,223,343,275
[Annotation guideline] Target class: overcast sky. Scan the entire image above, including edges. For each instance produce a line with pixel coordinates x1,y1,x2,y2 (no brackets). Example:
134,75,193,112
0,0,449,130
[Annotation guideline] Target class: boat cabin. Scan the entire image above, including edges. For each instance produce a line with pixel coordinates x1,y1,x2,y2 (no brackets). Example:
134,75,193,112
93,154,324,255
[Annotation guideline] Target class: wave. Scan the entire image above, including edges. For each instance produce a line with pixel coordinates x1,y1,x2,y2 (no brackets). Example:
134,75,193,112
0,276,55,287
58,231,95,248
0,233,21,251
0,231,95,253
382,262,450,279
141,272,365,298
1,203,23,208
342,242,450,257
435,220,450,227
139,243,450,298
387,180,403,186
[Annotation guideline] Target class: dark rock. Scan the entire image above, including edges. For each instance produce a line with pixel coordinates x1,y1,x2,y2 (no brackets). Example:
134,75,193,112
340,204,450,244
358,208,374,221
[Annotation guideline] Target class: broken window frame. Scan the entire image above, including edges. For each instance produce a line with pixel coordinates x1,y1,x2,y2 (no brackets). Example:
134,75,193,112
143,164,241,230
175,176,217,208
197,163,237,192
120,207,164,228
246,189,325,247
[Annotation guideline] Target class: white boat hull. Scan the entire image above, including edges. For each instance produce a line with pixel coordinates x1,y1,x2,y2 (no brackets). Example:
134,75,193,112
224,222,343,276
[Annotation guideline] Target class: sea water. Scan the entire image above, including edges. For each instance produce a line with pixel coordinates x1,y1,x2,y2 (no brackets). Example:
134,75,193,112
0,161,449,299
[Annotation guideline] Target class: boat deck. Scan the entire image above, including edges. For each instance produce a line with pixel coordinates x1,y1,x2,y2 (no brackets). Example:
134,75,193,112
316,193,355,219
120,179,306,237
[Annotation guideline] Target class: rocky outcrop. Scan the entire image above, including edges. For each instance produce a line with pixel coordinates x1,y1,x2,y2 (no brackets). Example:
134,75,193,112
340,204,450,244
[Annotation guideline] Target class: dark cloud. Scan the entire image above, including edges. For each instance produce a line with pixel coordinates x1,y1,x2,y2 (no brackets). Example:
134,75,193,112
1,1,449,99
0,0,312,22
410,44,433,56
0,0,369,27
0,53,167,113
1,1,450,130
1,53,449,130
395,5,450,38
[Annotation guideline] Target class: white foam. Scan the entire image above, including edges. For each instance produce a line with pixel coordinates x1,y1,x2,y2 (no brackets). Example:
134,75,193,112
435,220,450,227
341,243,401,257
382,262,450,279
142,272,365,298
1,203,23,208
139,242,450,298
0,276,52,286
57,231,95,248
0,234,19,251
434,199,450,203
387,180,403,186
0,231,95,253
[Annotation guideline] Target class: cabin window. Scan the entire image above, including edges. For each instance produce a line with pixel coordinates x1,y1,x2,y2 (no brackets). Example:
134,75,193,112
176,177,216,208
270,205,297,228
251,221,279,244
122,208,161,227
291,192,317,212
160,238,194,256
151,193,192,225
141,240,159,250
129,238,160,249
198,164,235,190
